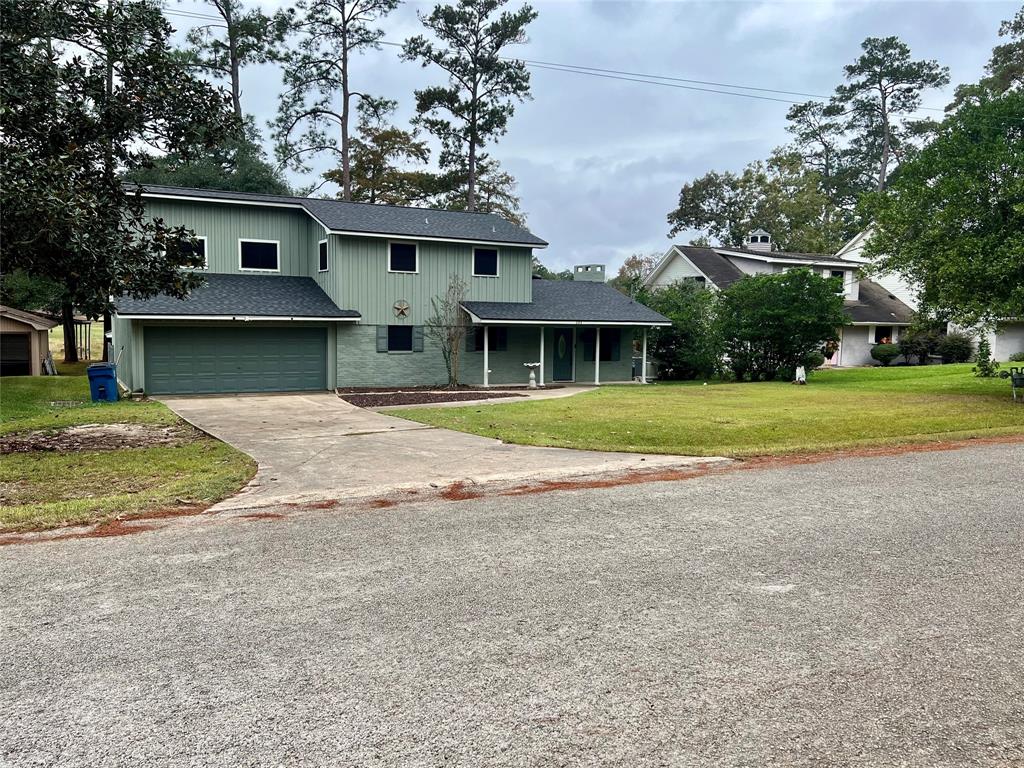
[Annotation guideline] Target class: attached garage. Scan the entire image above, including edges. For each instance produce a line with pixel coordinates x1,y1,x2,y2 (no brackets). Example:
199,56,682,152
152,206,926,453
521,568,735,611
144,326,328,394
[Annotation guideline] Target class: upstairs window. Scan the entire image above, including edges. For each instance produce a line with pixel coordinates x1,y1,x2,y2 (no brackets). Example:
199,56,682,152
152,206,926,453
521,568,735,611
181,236,207,269
318,240,329,272
389,242,418,273
473,248,499,277
239,239,279,271
830,269,846,294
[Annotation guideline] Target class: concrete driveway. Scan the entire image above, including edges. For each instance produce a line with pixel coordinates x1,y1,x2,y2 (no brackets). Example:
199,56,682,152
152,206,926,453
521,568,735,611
161,393,721,509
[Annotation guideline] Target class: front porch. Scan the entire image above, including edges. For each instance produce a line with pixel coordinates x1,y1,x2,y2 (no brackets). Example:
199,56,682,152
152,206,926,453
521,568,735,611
460,324,652,388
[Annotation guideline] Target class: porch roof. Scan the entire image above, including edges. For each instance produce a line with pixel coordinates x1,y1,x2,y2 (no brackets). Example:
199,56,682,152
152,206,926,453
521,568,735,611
462,280,671,326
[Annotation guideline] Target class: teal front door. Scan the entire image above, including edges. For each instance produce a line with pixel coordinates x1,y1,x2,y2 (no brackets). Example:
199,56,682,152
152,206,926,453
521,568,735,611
552,328,573,381
144,325,327,394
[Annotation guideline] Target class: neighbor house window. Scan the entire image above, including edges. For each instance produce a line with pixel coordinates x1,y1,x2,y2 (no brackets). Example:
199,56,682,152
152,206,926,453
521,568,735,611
182,236,207,269
874,325,893,345
473,247,499,277
471,327,508,351
388,325,414,352
239,239,279,271
389,242,418,273
318,240,328,272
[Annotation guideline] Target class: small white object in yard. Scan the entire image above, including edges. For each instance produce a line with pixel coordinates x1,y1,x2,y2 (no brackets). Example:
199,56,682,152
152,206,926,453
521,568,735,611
523,361,541,389
794,365,807,385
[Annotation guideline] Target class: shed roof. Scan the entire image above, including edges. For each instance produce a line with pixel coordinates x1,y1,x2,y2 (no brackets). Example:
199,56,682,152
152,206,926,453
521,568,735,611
462,280,670,325
0,305,60,330
128,184,548,248
114,273,360,320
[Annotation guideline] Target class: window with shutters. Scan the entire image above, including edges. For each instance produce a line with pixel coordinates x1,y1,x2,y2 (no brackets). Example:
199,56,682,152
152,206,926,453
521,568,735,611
239,239,279,271
388,241,418,273
387,325,414,352
471,327,507,351
472,248,499,277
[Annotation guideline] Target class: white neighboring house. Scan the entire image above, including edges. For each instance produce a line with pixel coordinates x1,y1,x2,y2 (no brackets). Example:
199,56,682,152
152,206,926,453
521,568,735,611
837,229,1024,361
644,230,915,367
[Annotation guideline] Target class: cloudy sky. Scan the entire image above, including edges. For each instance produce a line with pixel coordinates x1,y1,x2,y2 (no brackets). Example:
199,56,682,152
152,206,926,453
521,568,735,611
170,0,1015,273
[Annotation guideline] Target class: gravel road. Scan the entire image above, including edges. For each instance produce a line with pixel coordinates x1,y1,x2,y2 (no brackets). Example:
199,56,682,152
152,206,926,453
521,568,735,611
2,442,1022,767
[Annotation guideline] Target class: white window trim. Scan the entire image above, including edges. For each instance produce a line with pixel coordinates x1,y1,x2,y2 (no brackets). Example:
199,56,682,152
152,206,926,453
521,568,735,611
472,247,500,278
194,236,209,269
387,240,419,274
238,238,280,273
318,239,329,273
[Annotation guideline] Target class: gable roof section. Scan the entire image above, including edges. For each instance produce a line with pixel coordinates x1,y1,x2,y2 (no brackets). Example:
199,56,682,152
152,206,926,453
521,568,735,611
713,245,853,267
674,247,746,288
462,280,670,325
128,184,548,248
844,279,914,325
0,305,60,330
114,273,360,320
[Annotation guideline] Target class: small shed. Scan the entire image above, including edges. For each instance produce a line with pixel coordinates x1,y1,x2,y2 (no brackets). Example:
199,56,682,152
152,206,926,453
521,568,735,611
0,305,59,376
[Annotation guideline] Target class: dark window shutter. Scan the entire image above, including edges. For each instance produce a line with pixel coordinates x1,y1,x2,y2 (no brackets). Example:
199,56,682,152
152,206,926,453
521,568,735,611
412,326,424,352
376,326,388,353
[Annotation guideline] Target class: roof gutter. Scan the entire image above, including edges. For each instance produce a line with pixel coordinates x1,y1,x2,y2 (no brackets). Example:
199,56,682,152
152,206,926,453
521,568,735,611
114,314,360,322
461,307,670,327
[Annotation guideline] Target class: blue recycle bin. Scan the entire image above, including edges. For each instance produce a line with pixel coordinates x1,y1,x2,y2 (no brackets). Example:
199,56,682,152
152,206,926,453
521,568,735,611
87,363,119,402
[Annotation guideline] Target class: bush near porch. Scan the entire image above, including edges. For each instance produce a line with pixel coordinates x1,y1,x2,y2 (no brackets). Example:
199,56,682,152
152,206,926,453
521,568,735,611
0,371,255,532
392,365,1024,458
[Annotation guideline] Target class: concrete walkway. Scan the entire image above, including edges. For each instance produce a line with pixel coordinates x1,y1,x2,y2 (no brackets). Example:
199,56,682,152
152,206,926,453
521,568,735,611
161,393,723,510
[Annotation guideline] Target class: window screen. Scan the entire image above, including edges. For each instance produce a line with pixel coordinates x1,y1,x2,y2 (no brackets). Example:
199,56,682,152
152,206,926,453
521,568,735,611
319,241,328,272
240,240,278,271
473,248,499,276
389,242,417,272
388,325,414,352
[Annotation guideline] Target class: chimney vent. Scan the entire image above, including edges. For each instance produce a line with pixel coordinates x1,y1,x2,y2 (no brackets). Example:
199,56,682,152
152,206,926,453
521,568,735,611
745,229,773,252
573,264,606,282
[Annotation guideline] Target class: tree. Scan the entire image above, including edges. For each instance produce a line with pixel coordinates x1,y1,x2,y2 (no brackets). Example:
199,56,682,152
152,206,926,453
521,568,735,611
610,253,660,297
950,7,1024,108
424,275,469,386
863,93,1024,326
0,270,62,314
402,0,537,211
125,138,292,195
718,270,847,381
532,257,572,281
831,36,949,191
643,281,722,380
180,0,288,125
0,0,236,362
272,0,400,198
432,156,526,224
326,98,432,205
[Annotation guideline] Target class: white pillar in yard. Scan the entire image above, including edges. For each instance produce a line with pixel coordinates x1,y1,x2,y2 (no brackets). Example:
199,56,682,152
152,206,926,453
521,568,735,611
483,325,489,388
594,326,601,386
538,327,545,387
641,328,648,384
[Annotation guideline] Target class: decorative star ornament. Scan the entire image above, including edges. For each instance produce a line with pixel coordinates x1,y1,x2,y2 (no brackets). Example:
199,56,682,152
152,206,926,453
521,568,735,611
393,300,410,318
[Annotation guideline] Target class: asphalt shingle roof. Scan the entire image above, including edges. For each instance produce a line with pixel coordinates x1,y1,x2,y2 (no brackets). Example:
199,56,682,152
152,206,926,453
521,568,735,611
844,279,914,324
463,280,670,325
115,273,360,319
128,184,548,247
674,246,746,288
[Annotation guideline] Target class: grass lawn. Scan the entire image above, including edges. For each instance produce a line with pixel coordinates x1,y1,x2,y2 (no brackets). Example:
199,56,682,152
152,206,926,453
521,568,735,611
392,364,1024,458
0,373,255,532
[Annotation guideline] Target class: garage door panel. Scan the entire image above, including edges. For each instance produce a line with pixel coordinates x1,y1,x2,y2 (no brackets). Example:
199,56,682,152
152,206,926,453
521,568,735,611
144,326,327,394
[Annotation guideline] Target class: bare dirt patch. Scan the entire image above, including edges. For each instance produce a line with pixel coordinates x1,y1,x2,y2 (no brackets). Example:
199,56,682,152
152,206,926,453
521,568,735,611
0,424,197,454
340,391,524,408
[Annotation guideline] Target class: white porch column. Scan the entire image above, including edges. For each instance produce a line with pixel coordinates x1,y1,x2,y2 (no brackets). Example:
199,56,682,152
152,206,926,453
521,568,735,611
483,325,490,388
594,326,601,386
538,327,545,387
641,327,648,384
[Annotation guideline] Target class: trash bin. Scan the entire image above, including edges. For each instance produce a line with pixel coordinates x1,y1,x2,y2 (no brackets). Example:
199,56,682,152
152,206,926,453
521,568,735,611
87,363,119,402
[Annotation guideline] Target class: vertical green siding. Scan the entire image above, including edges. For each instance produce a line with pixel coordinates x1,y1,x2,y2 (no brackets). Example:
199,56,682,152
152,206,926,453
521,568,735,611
317,236,533,323
143,199,323,276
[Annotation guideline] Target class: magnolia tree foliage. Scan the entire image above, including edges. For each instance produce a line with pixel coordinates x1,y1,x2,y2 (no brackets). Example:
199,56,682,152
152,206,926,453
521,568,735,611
864,92,1024,326
0,0,237,361
403,0,536,211
718,270,847,381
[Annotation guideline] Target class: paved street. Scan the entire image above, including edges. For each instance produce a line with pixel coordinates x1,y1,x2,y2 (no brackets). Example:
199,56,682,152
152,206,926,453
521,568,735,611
2,442,1023,767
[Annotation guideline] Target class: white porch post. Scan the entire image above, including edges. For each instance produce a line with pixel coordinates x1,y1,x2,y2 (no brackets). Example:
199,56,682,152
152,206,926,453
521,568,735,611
641,327,648,384
483,325,490,388
594,326,601,386
538,327,545,387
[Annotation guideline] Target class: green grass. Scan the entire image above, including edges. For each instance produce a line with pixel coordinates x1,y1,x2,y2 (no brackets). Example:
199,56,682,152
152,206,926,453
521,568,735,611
0,375,255,532
392,364,1024,458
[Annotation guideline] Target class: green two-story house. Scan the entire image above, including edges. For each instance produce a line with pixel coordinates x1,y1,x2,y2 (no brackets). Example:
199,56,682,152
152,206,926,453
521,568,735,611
112,185,669,395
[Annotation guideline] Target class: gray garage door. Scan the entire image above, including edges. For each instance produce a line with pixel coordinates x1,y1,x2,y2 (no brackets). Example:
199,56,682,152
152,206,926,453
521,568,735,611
144,326,327,394
0,333,31,376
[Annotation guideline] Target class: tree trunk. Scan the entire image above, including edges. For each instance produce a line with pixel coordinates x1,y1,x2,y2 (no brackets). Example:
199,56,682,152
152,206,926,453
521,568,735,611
228,20,242,123
876,92,891,192
340,32,352,201
102,311,111,362
62,301,79,364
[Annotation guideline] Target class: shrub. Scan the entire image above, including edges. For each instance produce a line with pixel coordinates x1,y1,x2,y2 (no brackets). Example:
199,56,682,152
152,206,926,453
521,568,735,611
898,327,941,365
936,332,973,364
802,351,826,370
718,270,845,381
1009,351,1024,362
972,337,1000,378
646,281,723,380
870,343,900,366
